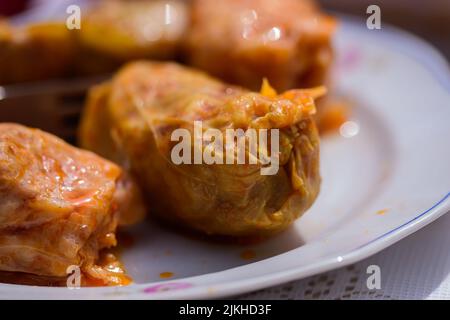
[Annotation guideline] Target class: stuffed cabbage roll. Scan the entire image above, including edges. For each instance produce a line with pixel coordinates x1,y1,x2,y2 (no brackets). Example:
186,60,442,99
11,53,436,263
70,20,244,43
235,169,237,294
0,123,144,285
80,0,188,61
80,61,322,237
0,21,75,85
0,0,189,84
183,0,336,91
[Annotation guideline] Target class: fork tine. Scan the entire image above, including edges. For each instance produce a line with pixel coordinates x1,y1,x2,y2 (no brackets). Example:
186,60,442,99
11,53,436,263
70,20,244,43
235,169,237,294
0,75,109,144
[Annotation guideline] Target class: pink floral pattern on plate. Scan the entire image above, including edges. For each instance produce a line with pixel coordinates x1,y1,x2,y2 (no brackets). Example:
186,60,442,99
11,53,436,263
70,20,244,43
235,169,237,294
144,282,193,294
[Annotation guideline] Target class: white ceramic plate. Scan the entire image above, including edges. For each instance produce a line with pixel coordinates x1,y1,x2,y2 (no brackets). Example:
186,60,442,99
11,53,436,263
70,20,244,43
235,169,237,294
1,16,450,299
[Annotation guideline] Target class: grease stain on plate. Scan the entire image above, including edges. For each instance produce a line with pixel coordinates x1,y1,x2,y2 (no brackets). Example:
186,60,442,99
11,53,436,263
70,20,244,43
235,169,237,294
159,272,174,279
376,209,388,215
240,249,256,260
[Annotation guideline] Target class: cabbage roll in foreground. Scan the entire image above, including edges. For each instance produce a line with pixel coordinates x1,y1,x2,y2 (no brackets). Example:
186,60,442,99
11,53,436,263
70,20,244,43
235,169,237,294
80,62,322,237
183,0,336,92
0,124,144,286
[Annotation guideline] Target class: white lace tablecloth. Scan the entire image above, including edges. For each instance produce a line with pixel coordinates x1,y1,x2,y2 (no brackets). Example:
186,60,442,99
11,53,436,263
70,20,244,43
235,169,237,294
239,212,450,300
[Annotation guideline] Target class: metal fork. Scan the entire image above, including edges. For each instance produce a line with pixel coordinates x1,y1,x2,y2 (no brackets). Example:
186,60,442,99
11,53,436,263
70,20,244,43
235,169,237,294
0,75,109,144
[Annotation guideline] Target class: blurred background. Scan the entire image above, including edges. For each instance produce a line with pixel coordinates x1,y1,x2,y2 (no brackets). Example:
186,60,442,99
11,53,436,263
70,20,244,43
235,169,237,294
1,0,449,59
0,0,450,60
319,0,450,60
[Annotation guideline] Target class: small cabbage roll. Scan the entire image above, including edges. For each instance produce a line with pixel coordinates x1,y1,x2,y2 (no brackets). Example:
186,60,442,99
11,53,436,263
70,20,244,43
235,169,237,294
80,0,188,61
0,0,189,84
0,21,75,85
183,0,336,91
